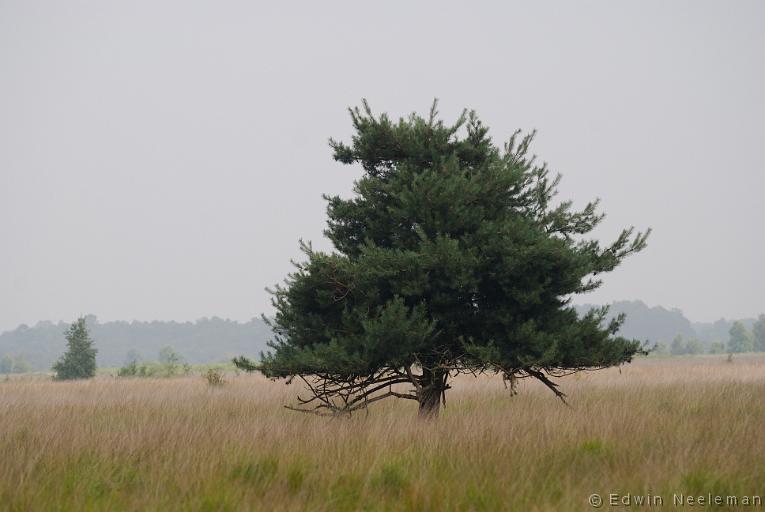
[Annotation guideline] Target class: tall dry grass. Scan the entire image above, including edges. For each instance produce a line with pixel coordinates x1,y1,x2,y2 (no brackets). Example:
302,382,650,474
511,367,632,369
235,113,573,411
1,355,764,511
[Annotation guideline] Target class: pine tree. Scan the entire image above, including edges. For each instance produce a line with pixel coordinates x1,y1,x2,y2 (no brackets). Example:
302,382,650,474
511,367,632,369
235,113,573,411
236,101,650,418
728,320,753,353
52,317,97,380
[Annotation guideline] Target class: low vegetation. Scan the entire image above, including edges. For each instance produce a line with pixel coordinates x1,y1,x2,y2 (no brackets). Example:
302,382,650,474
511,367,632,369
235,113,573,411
116,346,193,378
115,360,191,378
2,355,764,510
204,367,226,387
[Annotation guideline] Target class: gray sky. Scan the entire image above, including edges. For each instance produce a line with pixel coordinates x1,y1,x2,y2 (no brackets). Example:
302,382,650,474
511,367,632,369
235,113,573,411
1,1,763,333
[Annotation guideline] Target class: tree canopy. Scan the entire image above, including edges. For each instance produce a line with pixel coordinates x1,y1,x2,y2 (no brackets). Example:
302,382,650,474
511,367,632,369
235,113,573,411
236,101,650,417
52,317,97,380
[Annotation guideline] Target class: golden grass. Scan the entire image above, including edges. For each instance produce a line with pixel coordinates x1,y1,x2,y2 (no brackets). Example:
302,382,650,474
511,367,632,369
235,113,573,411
2,355,765,511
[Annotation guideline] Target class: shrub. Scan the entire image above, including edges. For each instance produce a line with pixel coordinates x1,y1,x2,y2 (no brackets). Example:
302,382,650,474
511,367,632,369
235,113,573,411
117,361,139,377
204,368,226,387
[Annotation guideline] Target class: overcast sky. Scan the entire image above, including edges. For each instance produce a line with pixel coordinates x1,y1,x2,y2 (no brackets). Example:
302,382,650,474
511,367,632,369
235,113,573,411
1,1,763,332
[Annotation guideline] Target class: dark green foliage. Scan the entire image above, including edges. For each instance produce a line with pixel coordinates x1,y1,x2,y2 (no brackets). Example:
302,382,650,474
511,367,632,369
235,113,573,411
52,318,97,380
236,101,650,416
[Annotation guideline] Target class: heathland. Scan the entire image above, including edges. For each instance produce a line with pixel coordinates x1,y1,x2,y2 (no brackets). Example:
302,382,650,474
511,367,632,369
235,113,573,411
1,355,764,511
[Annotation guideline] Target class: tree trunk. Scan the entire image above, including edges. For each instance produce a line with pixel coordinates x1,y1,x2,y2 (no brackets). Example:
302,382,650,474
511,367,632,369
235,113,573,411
417,385,442,418
417,368,446,419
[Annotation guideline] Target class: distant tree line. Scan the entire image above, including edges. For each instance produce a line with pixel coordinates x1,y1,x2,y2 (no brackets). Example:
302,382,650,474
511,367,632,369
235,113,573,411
576,302,765,356
2,305,764,375
0,316,270,372
653,317,765,356
0,354,31,374
117,345,193,378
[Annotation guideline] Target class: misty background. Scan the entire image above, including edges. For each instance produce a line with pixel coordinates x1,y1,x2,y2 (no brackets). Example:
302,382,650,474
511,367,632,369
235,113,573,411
2,3,763,353
0,300,760,372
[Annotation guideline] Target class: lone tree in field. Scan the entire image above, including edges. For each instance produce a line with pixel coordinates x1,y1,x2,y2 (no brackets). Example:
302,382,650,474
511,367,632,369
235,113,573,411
235,101,650,418
52,317,97,380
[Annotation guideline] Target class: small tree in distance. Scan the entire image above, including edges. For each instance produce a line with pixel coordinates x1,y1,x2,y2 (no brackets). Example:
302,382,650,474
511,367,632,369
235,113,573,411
236,101,650,418
752,315,765,352
728,321,753,353
670,334,687,355
685,338,703,355
52,317,97,380
0,355,12,374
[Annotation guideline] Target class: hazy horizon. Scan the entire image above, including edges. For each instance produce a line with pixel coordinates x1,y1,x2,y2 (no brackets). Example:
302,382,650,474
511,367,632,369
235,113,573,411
1,296,757,336
2,1,764,333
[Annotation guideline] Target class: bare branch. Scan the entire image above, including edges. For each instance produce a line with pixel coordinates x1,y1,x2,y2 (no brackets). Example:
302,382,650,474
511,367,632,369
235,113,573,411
524,367,569,406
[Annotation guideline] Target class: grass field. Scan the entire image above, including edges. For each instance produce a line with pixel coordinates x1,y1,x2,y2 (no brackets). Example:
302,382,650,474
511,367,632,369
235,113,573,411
2,355,764,511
